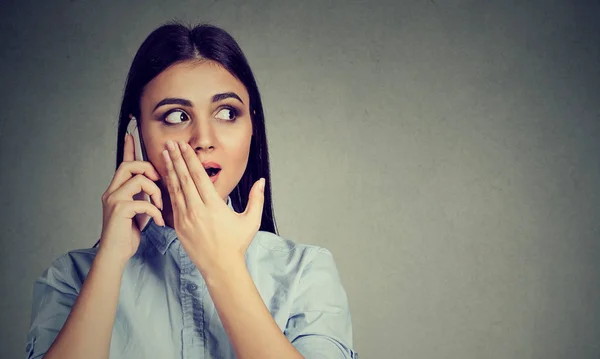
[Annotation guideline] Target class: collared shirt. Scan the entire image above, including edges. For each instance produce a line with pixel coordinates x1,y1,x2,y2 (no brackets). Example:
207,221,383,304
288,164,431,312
25,197,358,359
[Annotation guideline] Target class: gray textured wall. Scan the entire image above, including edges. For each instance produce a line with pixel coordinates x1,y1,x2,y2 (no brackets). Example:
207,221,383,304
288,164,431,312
1,1,599,358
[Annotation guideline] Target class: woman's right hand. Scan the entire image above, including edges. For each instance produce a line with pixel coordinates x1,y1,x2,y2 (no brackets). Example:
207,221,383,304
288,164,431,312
98,133,165,264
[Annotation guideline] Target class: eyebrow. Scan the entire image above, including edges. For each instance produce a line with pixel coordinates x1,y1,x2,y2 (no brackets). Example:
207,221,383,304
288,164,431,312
212,92,244,104
152,92,244,112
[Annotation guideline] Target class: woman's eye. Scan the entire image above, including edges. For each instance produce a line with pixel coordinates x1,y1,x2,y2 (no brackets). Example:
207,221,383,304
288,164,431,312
215,107,237,121
164,110,189,124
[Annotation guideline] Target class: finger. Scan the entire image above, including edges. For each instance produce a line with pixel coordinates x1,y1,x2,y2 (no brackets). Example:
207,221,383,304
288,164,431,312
106,162,162,198
117,200,165,227
243,178,265,230
167,140,203,209
162,147,187,214
123,133,134,162
178,140,221,204
110,174,163,210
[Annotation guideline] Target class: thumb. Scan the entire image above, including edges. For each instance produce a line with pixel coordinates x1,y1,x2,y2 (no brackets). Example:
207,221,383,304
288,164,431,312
243,178,265,228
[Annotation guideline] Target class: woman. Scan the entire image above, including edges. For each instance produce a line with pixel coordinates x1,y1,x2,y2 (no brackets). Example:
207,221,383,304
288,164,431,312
25,22,357,359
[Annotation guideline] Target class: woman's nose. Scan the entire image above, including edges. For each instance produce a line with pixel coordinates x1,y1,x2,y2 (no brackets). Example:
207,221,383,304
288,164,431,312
189,118,216,152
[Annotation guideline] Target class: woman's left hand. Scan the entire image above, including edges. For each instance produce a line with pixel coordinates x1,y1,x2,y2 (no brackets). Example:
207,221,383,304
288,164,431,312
162,139,265,276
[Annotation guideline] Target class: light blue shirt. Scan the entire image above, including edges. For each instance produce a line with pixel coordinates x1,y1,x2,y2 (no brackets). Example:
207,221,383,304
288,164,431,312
25,197,358,359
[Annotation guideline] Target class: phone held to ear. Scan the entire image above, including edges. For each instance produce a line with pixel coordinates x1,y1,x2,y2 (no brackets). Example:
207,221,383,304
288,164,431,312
126,116,152,231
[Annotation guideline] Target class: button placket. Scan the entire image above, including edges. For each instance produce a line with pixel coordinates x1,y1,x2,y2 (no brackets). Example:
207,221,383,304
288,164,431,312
187,282,198,292
178,242,207,357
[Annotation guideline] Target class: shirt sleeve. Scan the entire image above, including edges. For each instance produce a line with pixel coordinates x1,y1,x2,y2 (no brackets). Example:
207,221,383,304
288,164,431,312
25,255,82,359
285,247,359,359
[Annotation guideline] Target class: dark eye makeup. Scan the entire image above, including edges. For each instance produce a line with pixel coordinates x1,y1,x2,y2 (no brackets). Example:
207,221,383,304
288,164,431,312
159,105,240,126
162,109,190,125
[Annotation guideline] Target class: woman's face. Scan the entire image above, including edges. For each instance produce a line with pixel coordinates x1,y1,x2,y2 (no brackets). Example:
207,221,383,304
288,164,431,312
138,60,253,204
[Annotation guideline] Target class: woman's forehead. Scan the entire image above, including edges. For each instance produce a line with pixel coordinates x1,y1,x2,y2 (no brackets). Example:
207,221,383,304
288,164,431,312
141,60,249,107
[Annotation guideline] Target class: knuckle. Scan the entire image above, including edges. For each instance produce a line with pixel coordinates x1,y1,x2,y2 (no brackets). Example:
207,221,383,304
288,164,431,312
172,185,181,196
105,194,118,207
191,171,203,183
180,174,191,186
143,161,153,172
112,200,125,211
181,215,195,228
135,173,152,186
187,208,199,218
118,162,134,175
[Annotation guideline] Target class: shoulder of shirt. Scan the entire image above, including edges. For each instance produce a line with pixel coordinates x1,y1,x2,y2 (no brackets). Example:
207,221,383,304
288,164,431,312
251,231,342,283
61,246,100,263
48,246,98,264
37,246,99,282
253,230,335,258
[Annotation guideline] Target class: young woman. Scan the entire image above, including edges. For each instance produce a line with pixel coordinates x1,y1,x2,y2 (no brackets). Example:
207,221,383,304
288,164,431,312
25,22,357,359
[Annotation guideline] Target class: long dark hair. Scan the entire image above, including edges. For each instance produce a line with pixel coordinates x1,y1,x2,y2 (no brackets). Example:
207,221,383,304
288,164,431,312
94,21,278,247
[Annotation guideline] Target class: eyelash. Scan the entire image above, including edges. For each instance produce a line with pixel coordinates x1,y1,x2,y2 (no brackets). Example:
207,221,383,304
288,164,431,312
160,106,239,126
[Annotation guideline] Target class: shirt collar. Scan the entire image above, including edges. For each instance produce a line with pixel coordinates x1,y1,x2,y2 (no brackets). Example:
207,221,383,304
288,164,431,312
143,196,234,255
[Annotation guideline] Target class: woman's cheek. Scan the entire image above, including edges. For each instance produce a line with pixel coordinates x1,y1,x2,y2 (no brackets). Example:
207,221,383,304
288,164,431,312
148,151,168,178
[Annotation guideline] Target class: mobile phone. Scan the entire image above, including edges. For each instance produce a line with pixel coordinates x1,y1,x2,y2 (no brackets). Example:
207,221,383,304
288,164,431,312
126,116,152,231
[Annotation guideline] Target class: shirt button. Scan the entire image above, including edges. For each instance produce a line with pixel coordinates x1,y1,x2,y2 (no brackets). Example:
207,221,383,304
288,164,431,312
186,283,198,292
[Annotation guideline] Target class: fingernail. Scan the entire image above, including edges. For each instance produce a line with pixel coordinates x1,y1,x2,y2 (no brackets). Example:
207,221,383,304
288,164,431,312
259,178,265,192
162,150,170,163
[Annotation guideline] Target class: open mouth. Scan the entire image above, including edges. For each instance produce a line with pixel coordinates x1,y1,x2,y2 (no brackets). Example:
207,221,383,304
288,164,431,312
205,167,221,177
202,162,221,182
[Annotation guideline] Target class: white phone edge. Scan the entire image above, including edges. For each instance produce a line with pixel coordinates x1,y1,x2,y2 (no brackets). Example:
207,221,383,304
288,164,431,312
126,117,152,231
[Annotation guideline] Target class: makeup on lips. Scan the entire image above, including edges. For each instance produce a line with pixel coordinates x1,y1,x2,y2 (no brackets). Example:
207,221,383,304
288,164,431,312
202,162,221,183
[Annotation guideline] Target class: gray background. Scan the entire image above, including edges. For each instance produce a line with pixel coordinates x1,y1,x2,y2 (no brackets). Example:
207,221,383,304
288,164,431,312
1,0,599,358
